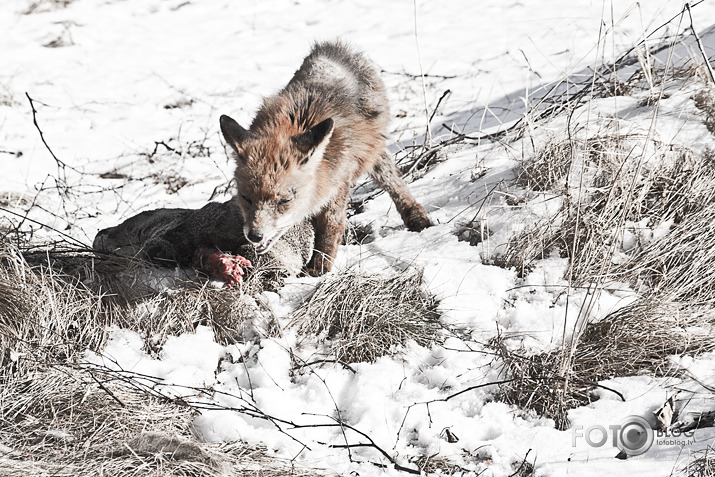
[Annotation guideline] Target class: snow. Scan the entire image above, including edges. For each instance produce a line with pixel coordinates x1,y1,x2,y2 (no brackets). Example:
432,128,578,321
3,0,715,475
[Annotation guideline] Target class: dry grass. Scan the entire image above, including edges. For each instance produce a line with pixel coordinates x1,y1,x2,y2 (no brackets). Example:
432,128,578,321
694,85,715,135
292,269,441,363
86,252,280,348
2,244,270,365
0,243,321,475
490,220,559,278
494,301,715,429
0,243,436,475
96,276,265,351
516,139,573,193
501,134,715,281
23,0,75,14
615,204,715,303
562,141,715,284
682,445,715,477
488,59,715,426
408,454,474,475
493,137,715,428
0,364,315,477
0,245,106,370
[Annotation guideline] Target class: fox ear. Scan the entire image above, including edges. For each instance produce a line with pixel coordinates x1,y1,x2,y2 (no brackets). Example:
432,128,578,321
292,118,334,160
220,115,251,153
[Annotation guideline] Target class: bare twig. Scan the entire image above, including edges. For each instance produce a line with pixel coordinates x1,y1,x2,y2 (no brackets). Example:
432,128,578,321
152,140,177,157
685,2,715,83
428,89,452,125
303,414,420,475
293,358,357,374
290,353,354,461
440,378,517,402
0,206,88,248
87,367,126,407
508,449,533,477
380,69,457,80
25,92,79,182
77,359,424,473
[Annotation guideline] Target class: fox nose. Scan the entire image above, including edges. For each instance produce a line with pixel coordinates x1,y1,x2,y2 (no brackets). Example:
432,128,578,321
246,230,263,244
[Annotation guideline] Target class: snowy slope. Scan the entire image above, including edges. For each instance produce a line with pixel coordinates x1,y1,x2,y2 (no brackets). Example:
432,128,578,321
3,0,715,475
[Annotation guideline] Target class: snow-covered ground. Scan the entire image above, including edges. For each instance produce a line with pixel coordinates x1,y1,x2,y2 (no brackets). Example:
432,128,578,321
2,0,715,475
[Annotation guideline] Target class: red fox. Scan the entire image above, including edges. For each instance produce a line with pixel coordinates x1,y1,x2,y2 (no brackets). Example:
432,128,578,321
220,41,430,275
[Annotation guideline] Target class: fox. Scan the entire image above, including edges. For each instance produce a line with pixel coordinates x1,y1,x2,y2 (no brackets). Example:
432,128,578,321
220,40,431,275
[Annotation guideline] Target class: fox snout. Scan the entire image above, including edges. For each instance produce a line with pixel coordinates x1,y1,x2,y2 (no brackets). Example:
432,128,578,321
243,225,271,254
246,229,264,244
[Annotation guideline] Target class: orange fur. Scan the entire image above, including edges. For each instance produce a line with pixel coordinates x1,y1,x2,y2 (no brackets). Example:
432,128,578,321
221,41,430,275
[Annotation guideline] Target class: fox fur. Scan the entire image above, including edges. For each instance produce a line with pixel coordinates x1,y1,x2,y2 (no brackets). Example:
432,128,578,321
220,40,430,275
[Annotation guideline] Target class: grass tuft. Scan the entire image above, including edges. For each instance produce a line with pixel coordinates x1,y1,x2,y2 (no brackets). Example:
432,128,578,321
682,445,715,477
694,85,715,135
0,245,106,370
516,139,573,193
292,269,441,363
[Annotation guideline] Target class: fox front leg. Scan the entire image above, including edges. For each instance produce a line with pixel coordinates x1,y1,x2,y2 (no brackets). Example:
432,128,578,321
305,185,350,276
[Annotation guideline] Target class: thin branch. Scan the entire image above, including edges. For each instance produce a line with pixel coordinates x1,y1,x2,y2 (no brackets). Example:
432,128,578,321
25,92,78,178
440,378,517,402
428,89,452,125
0,206,88,248
294,358,356,374
86,368,126,408
380,69,457,80
402,132,466,177
290,353,354,461
304,414,420,475
75,359,426,473
402,375,623,425
508,449,533,477
611,0,706,69
685,2,715,83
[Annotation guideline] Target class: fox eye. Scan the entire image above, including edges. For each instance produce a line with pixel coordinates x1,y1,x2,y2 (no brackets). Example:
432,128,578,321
241,195,253,205
277,197,293,206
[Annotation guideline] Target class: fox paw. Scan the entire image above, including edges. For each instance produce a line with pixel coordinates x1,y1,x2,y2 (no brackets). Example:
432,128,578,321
303,266,324,277
304,259,331,277
194,248,252,288
406,210,431,232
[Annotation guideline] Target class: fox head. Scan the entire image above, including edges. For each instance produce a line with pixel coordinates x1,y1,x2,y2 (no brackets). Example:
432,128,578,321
220,114,334,254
